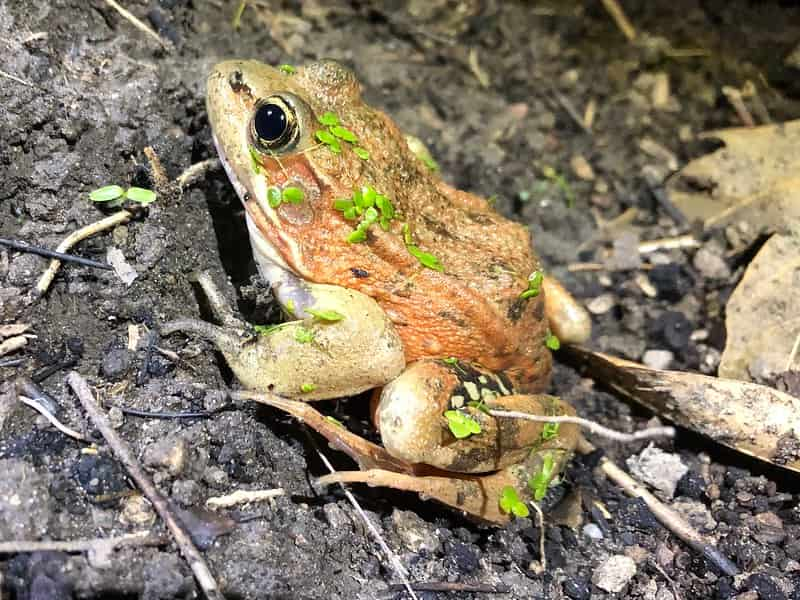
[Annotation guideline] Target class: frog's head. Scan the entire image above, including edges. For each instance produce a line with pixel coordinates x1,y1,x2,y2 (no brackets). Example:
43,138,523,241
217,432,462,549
206,59,429,283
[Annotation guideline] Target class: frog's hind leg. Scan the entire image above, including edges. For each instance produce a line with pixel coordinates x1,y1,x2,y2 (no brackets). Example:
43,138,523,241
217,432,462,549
320,358,579,523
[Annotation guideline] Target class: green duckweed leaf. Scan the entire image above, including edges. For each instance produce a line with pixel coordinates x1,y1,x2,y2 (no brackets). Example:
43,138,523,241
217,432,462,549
520,270,544,300
353,147,370,160
300,383,317,393
282,187,304,204
306,308,345,322
444,410,481,439
267,187,282,208
318,112,339,127
541,421,560,440
294,327,314,343
545,333,561,350
279,64,296,74
330,125,358,143
90,185,125,203
499,486,530,518
407,245,444,272
528,453,556,501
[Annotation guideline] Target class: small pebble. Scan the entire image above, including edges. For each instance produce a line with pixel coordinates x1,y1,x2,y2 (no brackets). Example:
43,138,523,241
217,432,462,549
570,154,595,181
693,247,731,280
587,293,615,315
627,444,688,498
582,523,604,540
642,349,674,370
592,555,637,593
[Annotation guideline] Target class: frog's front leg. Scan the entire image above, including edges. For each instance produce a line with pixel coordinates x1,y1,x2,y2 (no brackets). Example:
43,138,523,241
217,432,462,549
161,271,405,399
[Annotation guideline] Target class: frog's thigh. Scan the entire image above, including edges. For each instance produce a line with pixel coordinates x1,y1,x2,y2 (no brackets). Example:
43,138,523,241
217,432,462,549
375,359,578,473
229,285,405,400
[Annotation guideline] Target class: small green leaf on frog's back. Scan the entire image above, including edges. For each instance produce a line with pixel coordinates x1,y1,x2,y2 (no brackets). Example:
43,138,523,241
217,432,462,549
300,383,317,393
267,187,282,208
347,229,367,243
353,147,370,160
279,64,296,74
282,187,304,204
330,125,358,143
343,206,358,220
545,333,561,350
89,185,125,202
125,187,157,205
315,129,337,146
333,198,354,212
306,308,345,322
407,245,444,272
318,112,339,127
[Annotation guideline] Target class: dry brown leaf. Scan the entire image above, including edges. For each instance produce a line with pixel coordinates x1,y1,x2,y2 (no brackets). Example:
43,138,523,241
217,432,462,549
666,119,800,233
564,345,800,474
719,234,800,380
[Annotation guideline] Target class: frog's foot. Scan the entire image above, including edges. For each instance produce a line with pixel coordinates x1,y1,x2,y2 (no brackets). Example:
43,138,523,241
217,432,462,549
542,276,592,344
318,444,574,524
161,271,405,400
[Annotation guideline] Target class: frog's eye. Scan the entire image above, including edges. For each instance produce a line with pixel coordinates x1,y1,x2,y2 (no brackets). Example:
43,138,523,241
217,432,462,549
250,95,299,152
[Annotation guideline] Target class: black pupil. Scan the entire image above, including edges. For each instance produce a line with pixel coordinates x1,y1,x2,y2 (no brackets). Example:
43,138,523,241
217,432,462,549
254,103,287,141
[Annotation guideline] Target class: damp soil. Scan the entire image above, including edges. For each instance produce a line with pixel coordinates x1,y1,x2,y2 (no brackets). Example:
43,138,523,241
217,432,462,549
2,1,800,599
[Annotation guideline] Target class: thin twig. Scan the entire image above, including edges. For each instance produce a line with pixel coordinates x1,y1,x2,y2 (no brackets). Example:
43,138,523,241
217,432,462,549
0,336,27,357
0,237,112,270
18,396,87,441
530,501,546,573
311,439,419,600
0,531,167,554
487,409,675,443
101,0,171,49
386,581,510,593
33,210,132,297
601,0,637,41
0,68,34,87
144,146,170,193
549,87,593,136
176,159,221,189
66,371,225,600
786,331,800,371
638,235,700,254
206,488,285,509
577,436,738,577
721,86,756,127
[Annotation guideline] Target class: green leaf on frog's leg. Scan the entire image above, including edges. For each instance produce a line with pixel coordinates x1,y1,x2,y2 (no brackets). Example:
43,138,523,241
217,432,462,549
282,187,304,204
402,223,414,245
284,299,295,316
89,185,125,203
444,410,481,439
353,147,370,160
294,327,314,343
442,357,458,365
499,485,530,518
467,399,491,415
248,146,262,174
300,383,317,393
125,187,157,205
278,64,296,74
325,415,344,427
318,112,340,127
267,187,282,208
253,322,292,335
375,194,394,219
545,332,561,350
306,308,345,322
541,421,560,440
330,125,358,143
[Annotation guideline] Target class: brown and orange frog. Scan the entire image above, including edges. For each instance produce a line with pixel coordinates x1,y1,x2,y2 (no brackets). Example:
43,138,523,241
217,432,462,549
164,59,591,523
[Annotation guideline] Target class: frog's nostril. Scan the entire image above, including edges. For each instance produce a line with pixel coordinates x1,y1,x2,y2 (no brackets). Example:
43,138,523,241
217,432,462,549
228,70,250,95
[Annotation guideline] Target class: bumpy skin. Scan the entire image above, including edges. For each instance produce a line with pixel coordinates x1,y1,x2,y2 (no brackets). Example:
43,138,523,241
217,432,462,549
206,59,553,393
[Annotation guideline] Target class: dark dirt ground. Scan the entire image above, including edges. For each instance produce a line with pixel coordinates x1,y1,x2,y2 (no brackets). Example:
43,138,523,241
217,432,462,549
2,1,800,599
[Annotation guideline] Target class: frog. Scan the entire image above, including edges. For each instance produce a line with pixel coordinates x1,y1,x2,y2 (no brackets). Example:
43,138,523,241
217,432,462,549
163,59,592,524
